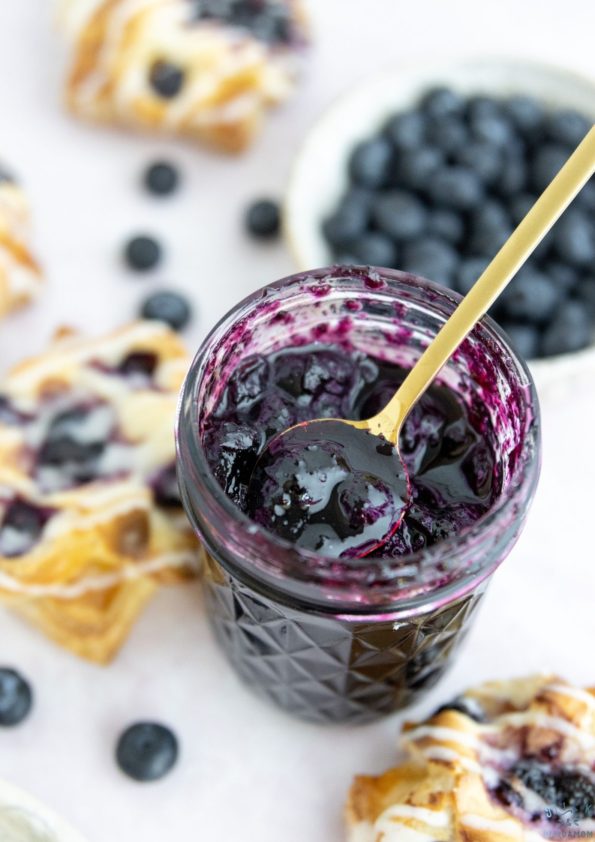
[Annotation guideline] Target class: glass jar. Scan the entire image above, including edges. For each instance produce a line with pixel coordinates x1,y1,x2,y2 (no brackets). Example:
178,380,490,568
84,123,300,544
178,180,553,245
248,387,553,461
176,267,540,724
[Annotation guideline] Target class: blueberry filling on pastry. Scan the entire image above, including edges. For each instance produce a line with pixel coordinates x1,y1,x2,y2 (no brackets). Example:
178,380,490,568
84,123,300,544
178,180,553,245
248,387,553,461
149,60,186,99
0,499,54,558
432,695,487,722
152,464,182,508
117,352,158,381
189,0,294,44
0,395,29,425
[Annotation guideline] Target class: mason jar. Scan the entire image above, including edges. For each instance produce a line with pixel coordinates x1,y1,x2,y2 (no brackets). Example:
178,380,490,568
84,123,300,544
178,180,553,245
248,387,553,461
176,266,541,724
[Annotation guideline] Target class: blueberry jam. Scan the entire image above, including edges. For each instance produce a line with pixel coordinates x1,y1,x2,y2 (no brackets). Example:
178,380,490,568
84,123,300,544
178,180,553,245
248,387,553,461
247,419,408,558
204,344,496,559
189,0,295,45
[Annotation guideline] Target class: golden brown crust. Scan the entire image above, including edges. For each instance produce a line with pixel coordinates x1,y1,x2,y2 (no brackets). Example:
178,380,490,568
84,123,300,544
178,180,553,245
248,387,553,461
0,178,42,318
347,675,595,841
60,0,308,154
0,321,199,663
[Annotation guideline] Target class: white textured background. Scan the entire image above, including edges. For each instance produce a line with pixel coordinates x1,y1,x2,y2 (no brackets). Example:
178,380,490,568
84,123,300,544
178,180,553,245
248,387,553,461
0,2,594,841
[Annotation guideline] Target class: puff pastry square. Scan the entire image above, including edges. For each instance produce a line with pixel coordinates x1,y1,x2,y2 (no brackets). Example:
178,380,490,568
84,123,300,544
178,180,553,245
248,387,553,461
59,0,309,153
0,322,199,663
0,168,42,319
348,675,595,841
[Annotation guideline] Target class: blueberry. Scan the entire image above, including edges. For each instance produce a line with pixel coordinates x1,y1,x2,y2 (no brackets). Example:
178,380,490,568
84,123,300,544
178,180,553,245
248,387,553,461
494,153,527,197
118,352,158,378
140,290,192,330
470,224,512,259
508,192,536,224
144,161,180,196
39,437,103,470
512,761,595,821
420,87,464,119
0,167,15,185
531,144,569,193
432,696,486,722
470,113,514,148
0,500,51,558
322,192,370,249
541,300,592,357
372,190,428,241
491,779,525,810
577,179,595,213
384,111,426,150
576,276,595,316
456,257,489,295
245,199,280,239
348,138,392,189
116,722,178,782
455,142,502,185
552,208,595,267
501,266,561,323
426,117,468,155
466,95,502,122
351,232,397,267
505,95,545,142
152,464,181,508
149,60,185,98
543,259,579,293
403,237,458,286
0,668,33,726
124,235,162,272
428,166,484,211
501,322,540,360
426,208,464,245
396,146,444,191
473,199,511,232
547,109,591,147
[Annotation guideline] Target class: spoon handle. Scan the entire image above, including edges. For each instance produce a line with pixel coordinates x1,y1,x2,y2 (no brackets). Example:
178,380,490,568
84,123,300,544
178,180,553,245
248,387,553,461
377,125,595,443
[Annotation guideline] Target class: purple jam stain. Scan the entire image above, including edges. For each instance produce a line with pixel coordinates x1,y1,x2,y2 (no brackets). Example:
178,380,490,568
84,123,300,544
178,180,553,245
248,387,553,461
247,419,408,558
0,498,55,558
203,343,497,559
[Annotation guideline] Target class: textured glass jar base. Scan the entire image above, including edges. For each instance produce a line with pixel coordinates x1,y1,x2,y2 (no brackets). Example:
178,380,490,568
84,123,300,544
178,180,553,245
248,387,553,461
203,551,488,724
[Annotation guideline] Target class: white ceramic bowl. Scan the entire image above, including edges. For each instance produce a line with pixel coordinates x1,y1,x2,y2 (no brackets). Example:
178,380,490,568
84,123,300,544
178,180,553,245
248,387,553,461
0,780,89,842
284,57,595,398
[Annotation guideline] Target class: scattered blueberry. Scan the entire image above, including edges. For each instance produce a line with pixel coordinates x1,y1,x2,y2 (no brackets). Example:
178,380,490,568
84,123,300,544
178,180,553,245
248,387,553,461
420,87,464,119
540,300,592,357
547,109,591,147
0,668,33,726
116,722,178,782
384,111,426,150
501,322,540,360
351,231,397,267
0,167,15,185
144,161,180,196
149,60,185,98
140,291,192,330
124,235,162,272
245,199,280,239
552,208,595,267
372,190,427,241
348,138,392,189
428,166,484,211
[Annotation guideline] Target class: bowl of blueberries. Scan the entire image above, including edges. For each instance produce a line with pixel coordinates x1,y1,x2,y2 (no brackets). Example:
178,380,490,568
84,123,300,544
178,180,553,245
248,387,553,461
284,58,595,394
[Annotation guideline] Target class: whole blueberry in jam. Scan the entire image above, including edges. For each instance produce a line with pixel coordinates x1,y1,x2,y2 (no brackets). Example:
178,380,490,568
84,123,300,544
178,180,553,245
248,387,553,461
0,500,53,558
247,420,409,558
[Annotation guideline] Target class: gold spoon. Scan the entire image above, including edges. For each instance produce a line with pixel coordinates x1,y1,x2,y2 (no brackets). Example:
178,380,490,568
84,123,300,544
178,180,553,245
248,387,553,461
248,127,595,557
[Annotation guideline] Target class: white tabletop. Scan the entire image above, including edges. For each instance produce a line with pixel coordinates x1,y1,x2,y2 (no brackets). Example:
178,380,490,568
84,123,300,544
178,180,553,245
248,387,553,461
1,2,594,841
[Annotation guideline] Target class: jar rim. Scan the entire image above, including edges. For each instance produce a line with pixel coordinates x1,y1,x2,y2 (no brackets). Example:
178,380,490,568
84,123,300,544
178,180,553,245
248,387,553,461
177,266,541,614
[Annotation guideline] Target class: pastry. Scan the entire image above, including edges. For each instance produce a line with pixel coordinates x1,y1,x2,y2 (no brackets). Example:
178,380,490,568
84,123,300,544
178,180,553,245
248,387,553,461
0,167,42,318
347,675,595,840
0,322,199,663
59,0,309,153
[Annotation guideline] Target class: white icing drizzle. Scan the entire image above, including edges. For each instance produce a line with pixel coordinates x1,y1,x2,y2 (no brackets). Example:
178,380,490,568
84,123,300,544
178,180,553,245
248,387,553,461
500,711,595,751
380,806,449,826
546,683,595,709
418,745,482,774
372,804,447,842
460,813,521,837
0,550,198,598
405,725,481,749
